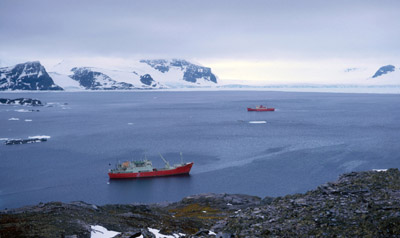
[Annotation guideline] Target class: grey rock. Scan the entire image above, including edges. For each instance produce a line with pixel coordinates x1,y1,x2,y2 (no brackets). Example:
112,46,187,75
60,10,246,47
372,65,396,78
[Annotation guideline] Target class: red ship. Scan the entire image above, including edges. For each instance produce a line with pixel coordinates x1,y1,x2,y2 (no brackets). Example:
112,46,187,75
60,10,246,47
247,105,275,111
108,153,193,179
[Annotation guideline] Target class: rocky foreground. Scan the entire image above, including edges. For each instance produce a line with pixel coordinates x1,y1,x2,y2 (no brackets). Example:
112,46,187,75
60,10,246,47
1,169,400,237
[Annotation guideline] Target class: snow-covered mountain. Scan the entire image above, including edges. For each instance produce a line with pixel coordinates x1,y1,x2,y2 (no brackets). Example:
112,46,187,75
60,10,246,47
69,67,135,90
140,59,217,84
48,59,218,90
0,61,63,91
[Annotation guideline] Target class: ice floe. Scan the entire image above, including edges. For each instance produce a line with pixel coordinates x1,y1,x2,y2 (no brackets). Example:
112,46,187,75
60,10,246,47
90,225,120,238
25,119,32,122
249,121,267,124
28,135,51,139
14,109,31,112
8,118,19,120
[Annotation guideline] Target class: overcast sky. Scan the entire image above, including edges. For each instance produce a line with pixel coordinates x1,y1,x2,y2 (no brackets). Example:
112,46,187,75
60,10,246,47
1,0,399,83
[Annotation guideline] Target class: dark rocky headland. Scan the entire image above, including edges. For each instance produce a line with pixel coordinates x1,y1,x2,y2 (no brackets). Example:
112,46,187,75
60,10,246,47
1,169,400,237
0,98,43,106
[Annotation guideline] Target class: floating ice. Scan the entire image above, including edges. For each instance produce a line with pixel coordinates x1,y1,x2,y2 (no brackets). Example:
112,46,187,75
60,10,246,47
14,109,30,112
28,135,51,139
127,122,134,125
8,118,19,120
25,119,32,122
249,121,267,124
90,225,120,238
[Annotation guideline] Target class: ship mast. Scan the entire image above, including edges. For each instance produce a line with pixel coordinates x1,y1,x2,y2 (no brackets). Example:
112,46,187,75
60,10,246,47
180,152,184,164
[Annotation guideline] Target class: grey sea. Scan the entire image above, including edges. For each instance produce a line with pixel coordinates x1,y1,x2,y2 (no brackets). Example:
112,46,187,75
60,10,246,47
1,91,400,210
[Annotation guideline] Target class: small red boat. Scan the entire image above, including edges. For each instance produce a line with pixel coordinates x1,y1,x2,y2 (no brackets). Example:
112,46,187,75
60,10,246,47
247,105,275,111
108,153,193,179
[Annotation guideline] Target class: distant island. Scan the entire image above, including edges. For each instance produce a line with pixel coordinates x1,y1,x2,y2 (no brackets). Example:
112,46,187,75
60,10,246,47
1,168,399,237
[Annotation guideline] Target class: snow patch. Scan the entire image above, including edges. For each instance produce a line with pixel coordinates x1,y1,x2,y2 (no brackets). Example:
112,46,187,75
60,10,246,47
90,225,120,238
0,138,9,141
148,228,185,238
373,169,388,172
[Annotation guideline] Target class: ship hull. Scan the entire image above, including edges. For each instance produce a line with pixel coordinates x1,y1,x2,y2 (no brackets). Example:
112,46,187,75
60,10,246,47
108,162,194,179
247,108,275,111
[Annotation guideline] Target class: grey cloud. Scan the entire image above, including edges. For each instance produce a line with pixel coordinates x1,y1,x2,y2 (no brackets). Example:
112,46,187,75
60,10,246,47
0,0,399,60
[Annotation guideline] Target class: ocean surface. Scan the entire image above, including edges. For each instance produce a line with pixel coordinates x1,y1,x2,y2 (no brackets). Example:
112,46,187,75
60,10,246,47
1,91,400,209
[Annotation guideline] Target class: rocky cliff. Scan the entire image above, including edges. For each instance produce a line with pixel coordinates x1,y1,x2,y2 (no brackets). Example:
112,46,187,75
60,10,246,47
0,61,63,91
1,169,399,237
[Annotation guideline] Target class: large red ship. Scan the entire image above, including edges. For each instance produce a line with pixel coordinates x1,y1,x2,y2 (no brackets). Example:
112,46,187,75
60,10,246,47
247,105,275,111
108,154,193,179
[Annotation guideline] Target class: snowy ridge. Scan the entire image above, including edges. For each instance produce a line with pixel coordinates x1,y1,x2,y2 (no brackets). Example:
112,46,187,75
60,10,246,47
47,58,218,90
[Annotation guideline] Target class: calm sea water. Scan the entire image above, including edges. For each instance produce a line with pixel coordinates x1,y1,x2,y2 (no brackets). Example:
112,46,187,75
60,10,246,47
1,91,400,209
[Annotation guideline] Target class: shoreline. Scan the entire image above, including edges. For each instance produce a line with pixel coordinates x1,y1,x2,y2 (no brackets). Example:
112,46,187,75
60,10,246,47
1,85,400,94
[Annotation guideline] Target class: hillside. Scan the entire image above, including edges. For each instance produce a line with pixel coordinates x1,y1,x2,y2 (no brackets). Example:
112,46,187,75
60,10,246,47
1,169,399,237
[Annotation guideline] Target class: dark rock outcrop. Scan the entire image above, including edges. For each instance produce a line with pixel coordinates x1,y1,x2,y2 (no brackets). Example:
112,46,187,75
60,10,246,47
5,138,47,145
140,59,170,73
0,61,63,91
1,169,400,237
372,65,396,78
0,98,43,106
140,74,159,87
70,67,135,90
